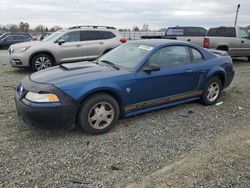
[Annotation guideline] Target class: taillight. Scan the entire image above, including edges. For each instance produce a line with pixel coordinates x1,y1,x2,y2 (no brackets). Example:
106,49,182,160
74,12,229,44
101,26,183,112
120,38,127,43
204,38,209,48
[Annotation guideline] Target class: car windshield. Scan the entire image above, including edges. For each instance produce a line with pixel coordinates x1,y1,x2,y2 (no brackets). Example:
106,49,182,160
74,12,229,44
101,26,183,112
98,43,153,70
42,30,65,42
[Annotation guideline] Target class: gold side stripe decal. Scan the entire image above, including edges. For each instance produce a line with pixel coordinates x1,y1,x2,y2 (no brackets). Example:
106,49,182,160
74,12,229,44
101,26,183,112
125,91,202,113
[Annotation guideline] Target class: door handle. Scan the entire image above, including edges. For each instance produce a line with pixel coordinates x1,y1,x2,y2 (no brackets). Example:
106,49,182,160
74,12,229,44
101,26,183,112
75,44,81,47
99,42,104,45
241,40,244,43
187,39,191,42
185,69,193,73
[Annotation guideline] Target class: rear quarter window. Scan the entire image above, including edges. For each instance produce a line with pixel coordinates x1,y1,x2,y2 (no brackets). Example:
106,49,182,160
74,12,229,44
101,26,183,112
207,27,236,37
101,31,116,39
190,48,203,62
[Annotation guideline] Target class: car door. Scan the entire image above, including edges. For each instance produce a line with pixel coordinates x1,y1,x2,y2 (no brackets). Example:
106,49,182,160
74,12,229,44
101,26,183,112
129,46,203,106
238,27,250,56
54,31,85,63
84,30,106,59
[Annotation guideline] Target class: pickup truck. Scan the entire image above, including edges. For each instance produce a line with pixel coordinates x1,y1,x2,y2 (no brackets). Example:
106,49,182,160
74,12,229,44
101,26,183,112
141,26,207,46
204,26,250,61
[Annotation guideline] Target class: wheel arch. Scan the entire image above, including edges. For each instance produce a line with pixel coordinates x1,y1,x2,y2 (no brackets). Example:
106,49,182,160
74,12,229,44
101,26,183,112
206,69,226,88
29,51,56,67
76,88,125,122
217,45,229,52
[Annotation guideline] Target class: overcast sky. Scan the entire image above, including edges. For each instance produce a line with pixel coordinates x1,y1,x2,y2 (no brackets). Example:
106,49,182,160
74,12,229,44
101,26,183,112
0,0,249,30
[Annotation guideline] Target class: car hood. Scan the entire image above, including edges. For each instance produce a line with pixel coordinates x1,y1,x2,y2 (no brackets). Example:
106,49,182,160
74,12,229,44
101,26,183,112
30,62,130,88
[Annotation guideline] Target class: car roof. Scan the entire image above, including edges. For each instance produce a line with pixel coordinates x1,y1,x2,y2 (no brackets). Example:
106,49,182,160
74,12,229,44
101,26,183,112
167,26,205,29
127,39,195,48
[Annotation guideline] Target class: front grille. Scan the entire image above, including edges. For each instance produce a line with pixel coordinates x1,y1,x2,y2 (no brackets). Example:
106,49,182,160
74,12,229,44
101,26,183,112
11,59,22,65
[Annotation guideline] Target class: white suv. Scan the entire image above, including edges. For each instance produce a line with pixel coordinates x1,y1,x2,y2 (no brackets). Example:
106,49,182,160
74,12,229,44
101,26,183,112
9,26,126,71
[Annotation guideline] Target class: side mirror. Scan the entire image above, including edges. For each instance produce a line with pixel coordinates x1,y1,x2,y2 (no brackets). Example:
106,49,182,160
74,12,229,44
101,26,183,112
57,39,65,45
142,63,160,73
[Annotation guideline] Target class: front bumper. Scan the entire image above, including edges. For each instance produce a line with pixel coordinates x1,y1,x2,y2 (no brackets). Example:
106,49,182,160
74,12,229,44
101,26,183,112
14,76,79,129
9,50,30,68
224,70,235,88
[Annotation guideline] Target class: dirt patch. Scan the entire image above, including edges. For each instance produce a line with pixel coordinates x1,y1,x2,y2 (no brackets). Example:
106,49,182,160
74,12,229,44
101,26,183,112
126,123,250,188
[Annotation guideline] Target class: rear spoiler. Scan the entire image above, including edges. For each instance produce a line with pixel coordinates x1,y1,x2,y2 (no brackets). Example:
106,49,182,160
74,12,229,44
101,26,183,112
207,49,228,56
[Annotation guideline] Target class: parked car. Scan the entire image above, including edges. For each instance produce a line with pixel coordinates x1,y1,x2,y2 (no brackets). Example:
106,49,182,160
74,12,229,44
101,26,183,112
9,25,126,71
0,32,32,40
0,34,33,49
141,26,207,46
204,26,250,61
15,39,234,135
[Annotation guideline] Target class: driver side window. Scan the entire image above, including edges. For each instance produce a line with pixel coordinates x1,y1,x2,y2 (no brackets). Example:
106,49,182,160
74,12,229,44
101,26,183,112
239,28,250,39
60,31,80,42
148,46,190,67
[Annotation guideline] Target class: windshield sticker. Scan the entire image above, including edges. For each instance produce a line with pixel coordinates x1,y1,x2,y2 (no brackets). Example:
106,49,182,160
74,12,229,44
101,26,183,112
138,45,154,51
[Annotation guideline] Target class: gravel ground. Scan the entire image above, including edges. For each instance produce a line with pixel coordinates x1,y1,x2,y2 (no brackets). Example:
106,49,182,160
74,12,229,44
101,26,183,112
0,50,249,188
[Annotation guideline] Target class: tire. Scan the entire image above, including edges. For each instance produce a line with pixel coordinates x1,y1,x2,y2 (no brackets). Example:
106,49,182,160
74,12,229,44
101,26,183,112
31,54,53,71
77,93,120,135
201,77,222,106
248,57,250,62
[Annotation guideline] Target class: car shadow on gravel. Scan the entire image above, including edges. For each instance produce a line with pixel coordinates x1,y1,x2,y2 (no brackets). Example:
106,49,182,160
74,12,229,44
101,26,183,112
232,58,249,64
10,68,33,75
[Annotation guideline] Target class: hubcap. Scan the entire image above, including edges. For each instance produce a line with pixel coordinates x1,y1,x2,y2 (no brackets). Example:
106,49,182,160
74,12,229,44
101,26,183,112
88,102,115,130
34,56,52,71
206,82,220,102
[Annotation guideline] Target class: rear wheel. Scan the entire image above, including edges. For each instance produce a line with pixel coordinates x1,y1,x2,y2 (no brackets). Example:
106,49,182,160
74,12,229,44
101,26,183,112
31,54,53,71
201,77,222,105
77,93,119,135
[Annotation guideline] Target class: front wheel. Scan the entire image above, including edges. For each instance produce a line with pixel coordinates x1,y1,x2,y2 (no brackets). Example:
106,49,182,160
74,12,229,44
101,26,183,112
77,93,120,135
31,54,53,71
201,77,222,105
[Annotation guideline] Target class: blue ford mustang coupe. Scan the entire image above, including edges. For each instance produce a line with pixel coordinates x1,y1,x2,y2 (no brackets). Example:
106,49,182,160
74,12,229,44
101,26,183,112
15,39,234,134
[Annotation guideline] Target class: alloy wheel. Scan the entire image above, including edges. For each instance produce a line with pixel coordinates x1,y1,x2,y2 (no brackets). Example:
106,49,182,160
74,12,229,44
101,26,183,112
34,56,52,71
88,102,115,129
206,82,220,102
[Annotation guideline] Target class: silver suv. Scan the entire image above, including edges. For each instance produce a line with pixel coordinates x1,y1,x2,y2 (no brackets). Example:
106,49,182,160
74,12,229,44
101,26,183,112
9,26,126,71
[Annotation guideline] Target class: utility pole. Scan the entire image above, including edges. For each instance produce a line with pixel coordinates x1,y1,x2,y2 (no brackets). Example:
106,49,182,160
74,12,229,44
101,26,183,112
234,4,240,26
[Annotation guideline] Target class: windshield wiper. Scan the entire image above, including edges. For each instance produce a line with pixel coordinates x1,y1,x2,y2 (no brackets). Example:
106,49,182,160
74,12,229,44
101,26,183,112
100,60,119,70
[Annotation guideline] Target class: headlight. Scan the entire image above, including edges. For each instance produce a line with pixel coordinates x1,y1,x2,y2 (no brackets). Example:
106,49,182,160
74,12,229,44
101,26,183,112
9,47,14,54
25,91,60,103
14,46,31,53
